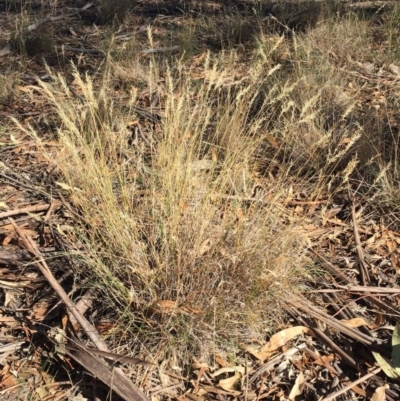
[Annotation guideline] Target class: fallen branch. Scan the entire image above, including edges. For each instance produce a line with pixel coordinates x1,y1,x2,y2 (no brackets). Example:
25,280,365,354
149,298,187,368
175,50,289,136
66,338,151,366
68,290,94,330
288,297,378,345
0,172,51,198
8,217,149,401
63,344,149,401
309,250,354,285
340,285,400,294
0,202,61,219
27,2,94,32
311,326,357,368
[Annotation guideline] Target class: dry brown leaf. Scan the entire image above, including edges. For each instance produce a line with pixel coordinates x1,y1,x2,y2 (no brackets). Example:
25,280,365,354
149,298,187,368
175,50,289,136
4,290,21,308
192,52,207,67
196,388,208,397
218,372,241,393
390,253,400,272
246,326,314,361
387,239,397,253
192,361,210,370
215,355,231,367
369,313,384,330
288,371,305,400
95,321,114,335
181,305,204,314
340,317,368,328
236,208,244,222
2,231,15,246
199,238,212,256
0,373,19,389
314,354,335,366
149,300,178,315
265,134,279,148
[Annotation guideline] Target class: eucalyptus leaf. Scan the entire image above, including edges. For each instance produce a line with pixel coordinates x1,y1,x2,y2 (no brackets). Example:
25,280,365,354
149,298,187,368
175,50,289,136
392,323,400,369
372,352,400,379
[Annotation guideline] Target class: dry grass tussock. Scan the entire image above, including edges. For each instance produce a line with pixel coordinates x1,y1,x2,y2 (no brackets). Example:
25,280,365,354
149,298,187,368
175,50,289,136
17,10,400,362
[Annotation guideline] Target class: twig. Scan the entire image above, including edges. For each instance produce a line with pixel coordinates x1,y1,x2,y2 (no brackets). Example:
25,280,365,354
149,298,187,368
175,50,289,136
135,123,152,146
11,221,101,335
339,285,400,294
9,217,105,346
367,295,400,318
303,347,340,377
289,297,377,345
0,202,60,219
321,367,381,401
55,46,105,55
66,341,151,366
311,326,357,368
69,290,95,330
151,384,183,396
132,106,162,123
350,198,370,286
310,250,354,285
43,200,58,223
244,353,249,401
0,172,51,198
141,45,179,55
284,199,328,205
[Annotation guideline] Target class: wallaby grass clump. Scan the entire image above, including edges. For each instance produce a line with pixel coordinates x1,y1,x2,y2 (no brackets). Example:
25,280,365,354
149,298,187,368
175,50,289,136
26,49,319,354
13,5,400,364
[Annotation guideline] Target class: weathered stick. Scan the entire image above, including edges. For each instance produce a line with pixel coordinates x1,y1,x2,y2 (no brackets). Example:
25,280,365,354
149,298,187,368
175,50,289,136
0,202,61,219
351,201,370,286
321,367,381,401
27,2,94,32
9,217,149,401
